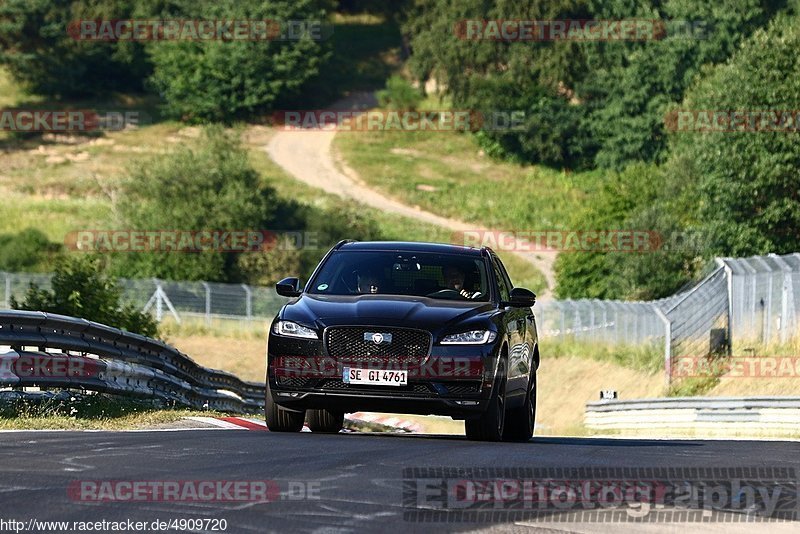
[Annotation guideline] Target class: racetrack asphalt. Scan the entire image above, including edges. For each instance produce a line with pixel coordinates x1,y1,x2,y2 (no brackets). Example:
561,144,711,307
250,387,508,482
0,430,798,533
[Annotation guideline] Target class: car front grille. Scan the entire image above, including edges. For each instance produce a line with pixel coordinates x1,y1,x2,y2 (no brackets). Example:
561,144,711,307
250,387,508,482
317,379,432,394
276,376,312,388
444,381,482,395
324,326,431,367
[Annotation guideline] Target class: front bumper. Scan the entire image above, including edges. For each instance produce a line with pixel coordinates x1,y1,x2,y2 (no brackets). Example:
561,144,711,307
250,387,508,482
267,331,500,417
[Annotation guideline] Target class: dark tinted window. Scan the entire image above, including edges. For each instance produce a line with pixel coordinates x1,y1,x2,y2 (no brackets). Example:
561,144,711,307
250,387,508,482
308,251,489,301
491,256,511,301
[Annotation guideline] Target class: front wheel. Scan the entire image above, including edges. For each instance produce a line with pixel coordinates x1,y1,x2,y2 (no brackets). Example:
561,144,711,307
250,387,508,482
503,365,537,442
465,360,506,441
307,409,344,433
265,382,305,432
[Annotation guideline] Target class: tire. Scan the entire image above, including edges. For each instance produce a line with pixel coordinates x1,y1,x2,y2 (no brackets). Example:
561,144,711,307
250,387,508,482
503,364,537,442
265,381,305,432
465,359,506,441
307,409,345,433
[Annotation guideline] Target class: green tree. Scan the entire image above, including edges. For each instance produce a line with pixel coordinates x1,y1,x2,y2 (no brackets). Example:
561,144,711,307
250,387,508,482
11,255,158,337
0,0,152,97
147,0,332,122
583,0,783,170
666,13,800,257
403,0,782,169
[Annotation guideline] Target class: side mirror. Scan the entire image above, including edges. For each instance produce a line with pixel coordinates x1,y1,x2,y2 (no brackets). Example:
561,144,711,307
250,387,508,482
507,287,536,307
276,277,302,297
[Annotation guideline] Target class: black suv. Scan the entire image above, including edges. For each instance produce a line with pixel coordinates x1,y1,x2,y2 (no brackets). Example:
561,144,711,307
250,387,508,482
266,240,539,441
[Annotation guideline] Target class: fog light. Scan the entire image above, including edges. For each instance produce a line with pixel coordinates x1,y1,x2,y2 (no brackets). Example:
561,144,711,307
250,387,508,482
455,400,480,406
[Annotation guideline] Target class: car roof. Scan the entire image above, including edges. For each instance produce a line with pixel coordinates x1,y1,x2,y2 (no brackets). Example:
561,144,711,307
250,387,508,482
337,240,486,257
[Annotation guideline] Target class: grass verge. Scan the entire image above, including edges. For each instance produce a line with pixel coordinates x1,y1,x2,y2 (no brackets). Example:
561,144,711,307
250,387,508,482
333,99,608,232
0,393,224,430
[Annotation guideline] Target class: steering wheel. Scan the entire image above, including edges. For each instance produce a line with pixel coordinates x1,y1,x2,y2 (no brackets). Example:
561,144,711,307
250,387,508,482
426,288,482,300
426,288,461,298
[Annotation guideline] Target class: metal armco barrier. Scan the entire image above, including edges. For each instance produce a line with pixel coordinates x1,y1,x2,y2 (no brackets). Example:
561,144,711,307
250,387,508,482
585,396,800,435
0,310,265,414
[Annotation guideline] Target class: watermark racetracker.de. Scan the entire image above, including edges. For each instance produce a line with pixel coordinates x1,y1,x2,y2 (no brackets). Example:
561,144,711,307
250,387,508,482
454,19,709,41
64,230,321,253
665,110,800,132
0,110,143,132
272,110,526,132
67,19,331,41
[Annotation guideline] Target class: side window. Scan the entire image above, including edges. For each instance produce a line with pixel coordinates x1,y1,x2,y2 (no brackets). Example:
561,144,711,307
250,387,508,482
495,255,515,291
491,256,511,301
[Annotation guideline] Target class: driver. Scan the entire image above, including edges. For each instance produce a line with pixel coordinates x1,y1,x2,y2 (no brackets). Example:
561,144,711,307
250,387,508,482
443,265,481,299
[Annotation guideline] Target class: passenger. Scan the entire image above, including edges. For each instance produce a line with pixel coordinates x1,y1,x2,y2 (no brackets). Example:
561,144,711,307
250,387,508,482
357,270,382,294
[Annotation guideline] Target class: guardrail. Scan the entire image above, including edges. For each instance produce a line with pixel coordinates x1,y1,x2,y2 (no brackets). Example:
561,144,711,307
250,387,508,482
0,310,265,414
585,396,800,435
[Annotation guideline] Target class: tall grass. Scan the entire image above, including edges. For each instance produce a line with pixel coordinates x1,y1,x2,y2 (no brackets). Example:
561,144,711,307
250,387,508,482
546,338,664,375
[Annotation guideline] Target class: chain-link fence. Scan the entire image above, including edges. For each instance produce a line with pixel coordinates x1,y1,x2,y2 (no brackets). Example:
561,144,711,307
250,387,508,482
0,273,285,324
3,252,799,380
720,253,800,346
538,253,799,383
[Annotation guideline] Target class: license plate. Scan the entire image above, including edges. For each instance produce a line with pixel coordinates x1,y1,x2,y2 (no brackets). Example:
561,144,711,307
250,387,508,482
342,367,407,386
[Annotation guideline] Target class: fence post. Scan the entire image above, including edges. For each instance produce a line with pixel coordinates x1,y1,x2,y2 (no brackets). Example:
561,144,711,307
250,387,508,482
3,273,9,308
717,258,734,355
653,305,671,388
155,280,164,322
202,282,211,326
242,284,252,321
770,254,793,346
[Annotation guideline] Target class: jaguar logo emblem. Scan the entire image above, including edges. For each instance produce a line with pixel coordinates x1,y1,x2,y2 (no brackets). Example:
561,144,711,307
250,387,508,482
364,332,392,345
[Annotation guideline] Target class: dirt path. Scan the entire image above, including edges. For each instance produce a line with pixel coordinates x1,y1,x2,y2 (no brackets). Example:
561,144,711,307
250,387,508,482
265,92,557,299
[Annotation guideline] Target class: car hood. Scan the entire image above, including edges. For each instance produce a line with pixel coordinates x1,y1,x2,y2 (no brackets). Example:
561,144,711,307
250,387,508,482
281,294,495,331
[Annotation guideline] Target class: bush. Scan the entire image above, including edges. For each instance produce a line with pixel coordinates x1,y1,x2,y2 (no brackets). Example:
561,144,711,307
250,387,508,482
468,77,591,168
377,75,422,110
0,228,61,272
11,256,157,337
554,163,703,300
236,245,303,287
147,0,332,122
112,126,278,282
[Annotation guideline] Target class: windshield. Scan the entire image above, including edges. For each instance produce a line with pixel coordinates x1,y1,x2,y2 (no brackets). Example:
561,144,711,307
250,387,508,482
308,251,490,301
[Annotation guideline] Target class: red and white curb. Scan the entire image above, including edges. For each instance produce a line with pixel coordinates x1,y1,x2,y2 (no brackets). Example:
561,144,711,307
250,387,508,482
185,414,421,433
185,416,311,432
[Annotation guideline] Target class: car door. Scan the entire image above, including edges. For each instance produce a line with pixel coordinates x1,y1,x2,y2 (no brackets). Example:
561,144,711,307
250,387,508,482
490,254,528,401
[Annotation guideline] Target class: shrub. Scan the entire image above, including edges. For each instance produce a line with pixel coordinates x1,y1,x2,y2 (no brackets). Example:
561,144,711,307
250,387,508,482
0,228,61,272
377,75,422,110
111,126,278,282
554,163,703,300
11,255,158,337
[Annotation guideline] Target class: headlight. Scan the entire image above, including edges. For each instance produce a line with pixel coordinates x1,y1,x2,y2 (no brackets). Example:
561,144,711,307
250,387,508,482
273,321,318,339
441,330,497,344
